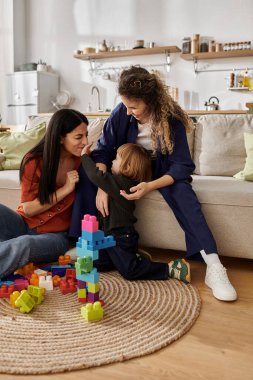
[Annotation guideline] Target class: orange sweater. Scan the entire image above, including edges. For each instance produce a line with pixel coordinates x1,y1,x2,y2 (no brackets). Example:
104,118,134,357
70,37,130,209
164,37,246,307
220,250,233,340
17,158,80,234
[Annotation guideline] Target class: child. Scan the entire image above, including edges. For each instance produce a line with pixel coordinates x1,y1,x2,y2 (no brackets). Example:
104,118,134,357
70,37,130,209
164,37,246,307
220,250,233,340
81,142,190,283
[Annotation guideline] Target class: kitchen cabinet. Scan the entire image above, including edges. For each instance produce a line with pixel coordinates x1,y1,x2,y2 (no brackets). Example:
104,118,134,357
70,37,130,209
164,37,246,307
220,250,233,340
6,71,59,124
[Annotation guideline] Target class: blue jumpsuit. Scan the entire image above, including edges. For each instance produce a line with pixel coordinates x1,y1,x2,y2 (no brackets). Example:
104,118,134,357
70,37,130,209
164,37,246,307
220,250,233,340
69,103,217,259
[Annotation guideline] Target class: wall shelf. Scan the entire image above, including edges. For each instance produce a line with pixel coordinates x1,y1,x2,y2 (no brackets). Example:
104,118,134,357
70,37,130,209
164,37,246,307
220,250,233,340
228,87,250,91
181,49,253,61
74,45,181,61
181,49,253,74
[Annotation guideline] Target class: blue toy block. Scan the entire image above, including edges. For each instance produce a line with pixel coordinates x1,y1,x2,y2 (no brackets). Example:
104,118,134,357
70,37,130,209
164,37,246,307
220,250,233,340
51,265,71,277
76,268,99,284
81,229,105,242
86,235,116,250
1,274,24,281
0,280,15,286
76,246,99,260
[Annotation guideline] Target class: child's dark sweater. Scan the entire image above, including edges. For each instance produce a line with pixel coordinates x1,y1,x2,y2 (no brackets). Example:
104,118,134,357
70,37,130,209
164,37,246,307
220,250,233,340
81,154,138,234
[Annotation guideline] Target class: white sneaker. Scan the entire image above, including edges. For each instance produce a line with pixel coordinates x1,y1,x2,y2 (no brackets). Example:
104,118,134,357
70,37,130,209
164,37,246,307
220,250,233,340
205,263,237,301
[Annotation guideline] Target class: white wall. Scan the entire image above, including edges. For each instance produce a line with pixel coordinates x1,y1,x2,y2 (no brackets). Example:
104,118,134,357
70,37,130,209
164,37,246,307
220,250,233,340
11,0,253,115
0,0,14,122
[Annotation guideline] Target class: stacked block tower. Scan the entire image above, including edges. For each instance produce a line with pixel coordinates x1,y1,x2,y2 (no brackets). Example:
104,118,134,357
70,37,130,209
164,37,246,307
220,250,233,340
75,214,116,321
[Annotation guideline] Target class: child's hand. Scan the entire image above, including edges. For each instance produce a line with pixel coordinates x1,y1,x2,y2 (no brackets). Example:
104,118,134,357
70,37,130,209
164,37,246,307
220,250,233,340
81,143,93,156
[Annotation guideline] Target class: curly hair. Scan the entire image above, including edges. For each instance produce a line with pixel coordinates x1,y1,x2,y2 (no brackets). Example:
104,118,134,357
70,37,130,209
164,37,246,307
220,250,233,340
118,66,193,154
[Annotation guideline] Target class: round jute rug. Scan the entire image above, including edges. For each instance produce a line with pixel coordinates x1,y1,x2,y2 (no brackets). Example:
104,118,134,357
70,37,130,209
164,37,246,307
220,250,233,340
0,272,201,375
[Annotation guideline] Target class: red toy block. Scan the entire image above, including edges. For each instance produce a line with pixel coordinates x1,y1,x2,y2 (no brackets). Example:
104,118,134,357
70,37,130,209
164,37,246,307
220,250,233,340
66,268,76,280
0,284,16,298
59,278,77,294
82,214,99,232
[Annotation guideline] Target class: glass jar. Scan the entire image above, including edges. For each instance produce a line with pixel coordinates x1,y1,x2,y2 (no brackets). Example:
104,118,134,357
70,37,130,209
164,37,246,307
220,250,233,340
200,38,209,52
182,37,191,54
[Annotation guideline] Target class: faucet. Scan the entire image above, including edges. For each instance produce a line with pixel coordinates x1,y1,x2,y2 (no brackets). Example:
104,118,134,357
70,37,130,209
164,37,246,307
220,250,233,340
91,86,101,111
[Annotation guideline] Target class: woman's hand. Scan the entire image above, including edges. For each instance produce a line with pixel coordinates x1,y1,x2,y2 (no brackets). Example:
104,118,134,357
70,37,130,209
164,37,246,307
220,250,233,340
81,143,93,156
96,188,109,217
64,170,79,193
120,182,150,200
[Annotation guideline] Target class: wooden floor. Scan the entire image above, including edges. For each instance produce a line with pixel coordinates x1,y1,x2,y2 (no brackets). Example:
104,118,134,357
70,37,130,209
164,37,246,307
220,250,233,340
0,250,252,380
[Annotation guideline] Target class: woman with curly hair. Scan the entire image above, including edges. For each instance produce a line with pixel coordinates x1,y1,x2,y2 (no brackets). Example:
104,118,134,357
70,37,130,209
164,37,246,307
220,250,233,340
70,66,236,301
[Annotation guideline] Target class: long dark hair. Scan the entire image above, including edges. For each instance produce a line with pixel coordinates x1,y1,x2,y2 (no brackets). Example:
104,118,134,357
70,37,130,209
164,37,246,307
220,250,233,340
118,66,192,154
20,109,88,204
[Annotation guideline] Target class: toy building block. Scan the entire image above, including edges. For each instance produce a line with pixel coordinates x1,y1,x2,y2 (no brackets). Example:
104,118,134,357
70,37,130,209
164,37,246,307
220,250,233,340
14,279,29,291
0,280,15,286
58,255,71,266
76,246,99,260
65,268,76,280
51,265,71,277
59,278,77,294
34,268,48,276
1,274,23,282
77,288,87,302
87,283,99,293
27,285,45,304
29,273,39,286
77,280,86,289
16,263,36,275
39,275,53,291
15,290,35,313
75,256,93,275
76,268,99,284
81,301,104,322
81,229,105,242
0,284,16,298
87,291,100,303
81,236,116,251
10,291,20,308
82,214,99,232
52,275,61,287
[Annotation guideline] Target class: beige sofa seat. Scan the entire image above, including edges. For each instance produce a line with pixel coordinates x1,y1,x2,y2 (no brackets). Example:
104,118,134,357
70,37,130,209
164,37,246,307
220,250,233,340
0,170,20,209
135,175,253,259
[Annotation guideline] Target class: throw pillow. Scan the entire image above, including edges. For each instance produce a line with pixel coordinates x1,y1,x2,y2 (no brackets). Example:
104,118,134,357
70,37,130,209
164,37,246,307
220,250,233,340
25,115,52,130
87,118,105,149
0,122,46,170
234,132,253,181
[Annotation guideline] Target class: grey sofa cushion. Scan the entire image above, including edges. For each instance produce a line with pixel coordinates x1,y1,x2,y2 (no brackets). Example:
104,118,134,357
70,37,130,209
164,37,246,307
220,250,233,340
194,114,253,176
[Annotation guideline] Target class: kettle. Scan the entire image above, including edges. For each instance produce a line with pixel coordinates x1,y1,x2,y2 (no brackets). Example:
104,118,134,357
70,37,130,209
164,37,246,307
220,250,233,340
204,96,219,111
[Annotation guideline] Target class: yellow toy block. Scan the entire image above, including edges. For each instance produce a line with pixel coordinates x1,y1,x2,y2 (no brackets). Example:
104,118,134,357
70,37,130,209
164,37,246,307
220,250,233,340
81,301,104,322
77,288,86,299
15,290,35,313
10,291,21,308
87,283,99,293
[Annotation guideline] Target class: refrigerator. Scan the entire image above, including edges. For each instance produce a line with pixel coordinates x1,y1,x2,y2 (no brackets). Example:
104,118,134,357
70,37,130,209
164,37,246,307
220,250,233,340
6,71,59,124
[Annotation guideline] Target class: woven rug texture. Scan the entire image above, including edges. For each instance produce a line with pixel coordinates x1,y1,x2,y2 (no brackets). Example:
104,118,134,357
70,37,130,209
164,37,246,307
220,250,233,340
0,272,201,374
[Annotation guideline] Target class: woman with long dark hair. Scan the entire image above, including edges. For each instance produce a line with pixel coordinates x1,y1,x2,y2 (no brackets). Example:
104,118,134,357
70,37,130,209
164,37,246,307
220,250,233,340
0,109,89,279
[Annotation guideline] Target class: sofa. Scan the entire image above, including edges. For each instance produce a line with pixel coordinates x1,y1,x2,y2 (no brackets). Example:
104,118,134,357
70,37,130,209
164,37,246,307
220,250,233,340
1,113,253,260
